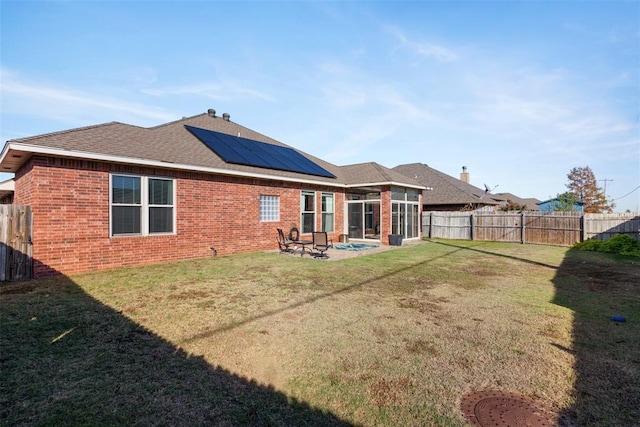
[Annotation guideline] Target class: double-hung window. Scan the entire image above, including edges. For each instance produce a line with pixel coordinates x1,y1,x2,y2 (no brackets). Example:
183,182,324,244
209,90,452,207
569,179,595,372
301,191,315,234
321,192,334,232
111,174,175,236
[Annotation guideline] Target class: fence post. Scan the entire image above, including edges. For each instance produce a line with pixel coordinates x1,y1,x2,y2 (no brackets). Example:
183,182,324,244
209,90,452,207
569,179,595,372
521,212,526,244
580,214,585,242
470,213,475,241
429,212,432,238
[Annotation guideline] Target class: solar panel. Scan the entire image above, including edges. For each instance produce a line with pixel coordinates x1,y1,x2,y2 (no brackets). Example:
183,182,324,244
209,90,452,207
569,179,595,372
185,125,336,178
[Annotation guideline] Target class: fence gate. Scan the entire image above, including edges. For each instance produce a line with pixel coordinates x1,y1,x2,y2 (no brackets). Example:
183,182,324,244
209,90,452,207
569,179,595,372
0,205,33,281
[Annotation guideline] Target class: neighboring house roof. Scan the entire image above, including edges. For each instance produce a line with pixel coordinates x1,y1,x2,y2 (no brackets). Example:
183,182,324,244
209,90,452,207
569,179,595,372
490,193,541,211
537,198,585,206
0,178,14,199
1,111,424,190
392,163,499,207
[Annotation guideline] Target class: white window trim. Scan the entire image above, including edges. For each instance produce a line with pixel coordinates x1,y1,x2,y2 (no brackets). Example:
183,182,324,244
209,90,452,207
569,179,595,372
110,173,176,237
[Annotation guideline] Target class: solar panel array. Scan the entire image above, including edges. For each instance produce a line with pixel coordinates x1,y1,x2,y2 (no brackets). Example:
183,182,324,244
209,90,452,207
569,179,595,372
185,125,336,178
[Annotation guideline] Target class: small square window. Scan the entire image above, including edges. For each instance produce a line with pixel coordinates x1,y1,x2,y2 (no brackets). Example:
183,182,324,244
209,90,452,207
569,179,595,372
260,195,279,222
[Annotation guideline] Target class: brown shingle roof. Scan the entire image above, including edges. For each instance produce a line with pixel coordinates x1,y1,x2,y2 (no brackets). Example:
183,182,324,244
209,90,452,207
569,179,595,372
392,163,498,206
1,112,423,189
341,162,423,187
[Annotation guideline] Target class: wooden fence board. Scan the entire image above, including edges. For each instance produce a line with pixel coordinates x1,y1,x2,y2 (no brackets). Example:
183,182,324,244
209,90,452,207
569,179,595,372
584,213,640,240
425,212,472,240
474,212,521,243
422,211,638,246
0,205,33,281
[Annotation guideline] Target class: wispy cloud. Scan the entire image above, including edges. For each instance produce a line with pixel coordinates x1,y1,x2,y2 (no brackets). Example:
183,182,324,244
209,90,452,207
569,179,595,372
141,81,275,102
385,26,458,62
0,69,176,126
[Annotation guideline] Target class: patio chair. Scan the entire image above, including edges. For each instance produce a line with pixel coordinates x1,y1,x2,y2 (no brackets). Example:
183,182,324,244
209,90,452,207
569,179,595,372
288,226,300,242
311,231,333,259
277,228,294,254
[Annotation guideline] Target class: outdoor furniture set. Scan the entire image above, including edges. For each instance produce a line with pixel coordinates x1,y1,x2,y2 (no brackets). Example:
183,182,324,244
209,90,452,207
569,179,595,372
277,227,333,258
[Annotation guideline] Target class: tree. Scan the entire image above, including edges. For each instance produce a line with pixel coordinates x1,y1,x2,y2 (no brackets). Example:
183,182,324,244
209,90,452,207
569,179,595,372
565,166,614,213
499,199,528,212
554,192,581,212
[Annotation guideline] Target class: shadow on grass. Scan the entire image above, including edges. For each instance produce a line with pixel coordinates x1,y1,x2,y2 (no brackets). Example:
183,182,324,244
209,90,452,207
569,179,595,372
427,239,560,270
551,249,640,425
0,273,353,426
427,240,640,424
182,240,484,344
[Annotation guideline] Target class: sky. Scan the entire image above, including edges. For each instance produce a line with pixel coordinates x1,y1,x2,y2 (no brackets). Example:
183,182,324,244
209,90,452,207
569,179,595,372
1,1,639,212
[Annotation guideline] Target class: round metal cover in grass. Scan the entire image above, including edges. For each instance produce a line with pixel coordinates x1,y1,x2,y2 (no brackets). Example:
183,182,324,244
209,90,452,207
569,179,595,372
461,390,557,426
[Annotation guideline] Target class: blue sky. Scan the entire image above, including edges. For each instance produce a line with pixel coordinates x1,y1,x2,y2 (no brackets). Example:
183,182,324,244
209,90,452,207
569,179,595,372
1,1,639,211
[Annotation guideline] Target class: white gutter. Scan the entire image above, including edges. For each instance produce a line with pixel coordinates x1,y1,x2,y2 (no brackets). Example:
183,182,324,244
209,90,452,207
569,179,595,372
1,142,426,190
344,181,426,190
1,142,343,187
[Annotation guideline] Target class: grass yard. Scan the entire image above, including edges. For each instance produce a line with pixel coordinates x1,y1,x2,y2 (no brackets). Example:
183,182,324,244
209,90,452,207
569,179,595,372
1,240,638,426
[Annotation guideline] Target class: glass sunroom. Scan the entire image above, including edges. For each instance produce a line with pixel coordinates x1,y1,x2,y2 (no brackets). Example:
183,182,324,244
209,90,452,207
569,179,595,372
345,186,421,243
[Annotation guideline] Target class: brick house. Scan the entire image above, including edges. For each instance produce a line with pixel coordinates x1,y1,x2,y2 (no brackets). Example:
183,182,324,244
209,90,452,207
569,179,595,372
1,110,424,277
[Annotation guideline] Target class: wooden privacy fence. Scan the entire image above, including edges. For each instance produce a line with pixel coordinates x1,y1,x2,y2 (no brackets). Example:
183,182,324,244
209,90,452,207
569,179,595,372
1,205,33,281
583,213,640,240
423,211,639,246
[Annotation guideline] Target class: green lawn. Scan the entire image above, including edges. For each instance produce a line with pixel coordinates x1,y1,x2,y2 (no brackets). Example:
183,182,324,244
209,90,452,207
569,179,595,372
1,240,638,426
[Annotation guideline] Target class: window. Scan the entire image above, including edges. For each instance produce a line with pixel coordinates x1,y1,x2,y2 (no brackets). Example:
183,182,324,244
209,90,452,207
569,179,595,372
149,178,174,233
391,187,420,239
301,191,315,233
112,175,141,235
321,192,334,232
260,195,280,221
111,174,175,236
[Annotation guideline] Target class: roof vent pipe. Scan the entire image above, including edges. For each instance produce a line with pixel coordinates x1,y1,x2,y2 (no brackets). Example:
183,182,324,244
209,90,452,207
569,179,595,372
207,109,216,118
223,113,230,121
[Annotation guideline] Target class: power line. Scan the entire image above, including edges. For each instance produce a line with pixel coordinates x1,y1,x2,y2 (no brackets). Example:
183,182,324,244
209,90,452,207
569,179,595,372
599,178,613,199
611,185,640,201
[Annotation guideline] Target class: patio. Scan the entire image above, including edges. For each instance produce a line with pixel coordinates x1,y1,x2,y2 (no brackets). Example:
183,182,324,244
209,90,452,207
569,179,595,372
274,239,421,260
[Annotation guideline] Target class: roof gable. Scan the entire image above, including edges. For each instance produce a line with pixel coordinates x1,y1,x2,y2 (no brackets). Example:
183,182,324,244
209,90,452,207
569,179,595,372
1,112,344,183
341,162,424,188
1,111,422,189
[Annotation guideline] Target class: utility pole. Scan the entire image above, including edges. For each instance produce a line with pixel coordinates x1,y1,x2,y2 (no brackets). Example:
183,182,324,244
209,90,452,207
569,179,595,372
599,178,614,199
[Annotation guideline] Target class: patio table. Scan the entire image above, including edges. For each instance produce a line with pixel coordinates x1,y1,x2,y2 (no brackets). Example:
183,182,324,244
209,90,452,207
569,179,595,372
291,240,313,257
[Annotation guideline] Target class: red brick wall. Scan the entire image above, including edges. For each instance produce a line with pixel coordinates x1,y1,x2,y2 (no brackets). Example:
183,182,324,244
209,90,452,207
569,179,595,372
14,156,347,277
381,185,392,245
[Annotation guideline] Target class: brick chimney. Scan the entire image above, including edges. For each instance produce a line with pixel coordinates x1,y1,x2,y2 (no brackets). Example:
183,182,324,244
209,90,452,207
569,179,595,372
460,166,469,183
